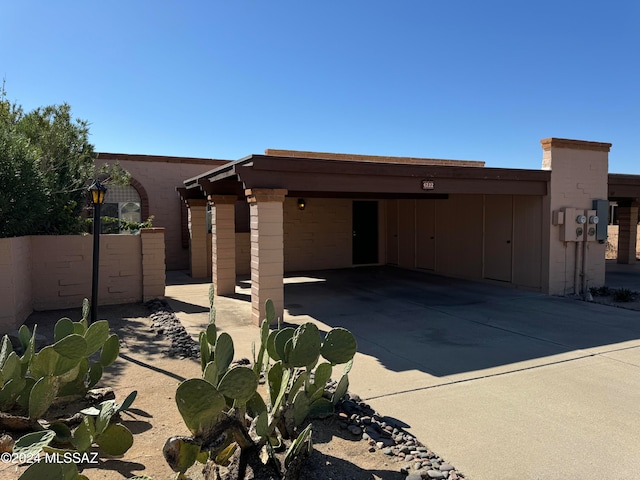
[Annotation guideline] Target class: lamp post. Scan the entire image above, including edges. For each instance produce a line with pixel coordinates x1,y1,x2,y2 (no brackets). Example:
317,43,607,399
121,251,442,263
88,180,107,324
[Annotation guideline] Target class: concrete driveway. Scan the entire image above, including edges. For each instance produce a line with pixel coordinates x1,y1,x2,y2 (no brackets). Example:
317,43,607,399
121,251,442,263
168,266,640,480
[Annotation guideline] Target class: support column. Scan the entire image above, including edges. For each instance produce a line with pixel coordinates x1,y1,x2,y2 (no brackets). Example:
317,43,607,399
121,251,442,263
186,199,208,279
540,138,611,295
617,205,639,264
210,195,237,295
247,188,287,326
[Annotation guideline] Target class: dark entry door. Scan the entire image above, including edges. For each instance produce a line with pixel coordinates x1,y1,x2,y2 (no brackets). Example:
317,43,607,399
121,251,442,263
352,201,378,265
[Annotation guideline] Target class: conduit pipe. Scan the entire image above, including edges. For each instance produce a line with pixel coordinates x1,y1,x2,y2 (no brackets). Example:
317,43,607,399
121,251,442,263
581,239,589,296
574,241,581,295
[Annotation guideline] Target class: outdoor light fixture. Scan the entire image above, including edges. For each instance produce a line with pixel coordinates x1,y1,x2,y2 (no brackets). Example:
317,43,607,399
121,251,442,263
88,180,107,205
297,198,306,211
88,180,107,324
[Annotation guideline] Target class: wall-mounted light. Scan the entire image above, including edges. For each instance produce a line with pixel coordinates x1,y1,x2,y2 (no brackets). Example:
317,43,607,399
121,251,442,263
297,198,306,211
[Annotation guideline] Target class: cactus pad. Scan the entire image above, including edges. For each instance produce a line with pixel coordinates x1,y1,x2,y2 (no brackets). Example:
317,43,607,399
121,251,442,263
17,461,78,480
84,320,110,356
100,334,119,367
213,332,234,374
13,429,56,457
72,417,94,452
53,334,87,359
203,361,219,386
265,299,275,324
320,328,357,365
266,329,280,361
292,390,310,426
314,362,333,390
308,397,334,418
175,378,226,436
288,323,321,368
206,323,217,346
54,317,74,342
332,374,349,405
274,328,295,364
30,346,77,377
217,367,259,403
96,423,134,456
18,325,31,351
88,362,103,389
29,375,58,419
200,332,211,371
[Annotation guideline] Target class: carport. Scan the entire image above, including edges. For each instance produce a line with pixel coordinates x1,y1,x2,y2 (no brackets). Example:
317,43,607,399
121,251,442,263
179,149,552,325
178,138,625,325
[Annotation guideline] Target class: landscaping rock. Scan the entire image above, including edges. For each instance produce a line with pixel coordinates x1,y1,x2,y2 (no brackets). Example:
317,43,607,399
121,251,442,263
146,299,200,358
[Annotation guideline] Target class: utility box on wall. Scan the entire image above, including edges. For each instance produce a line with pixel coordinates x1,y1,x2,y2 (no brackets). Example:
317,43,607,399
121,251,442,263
592,199,609,242
561,207,586,242
585,209,598,241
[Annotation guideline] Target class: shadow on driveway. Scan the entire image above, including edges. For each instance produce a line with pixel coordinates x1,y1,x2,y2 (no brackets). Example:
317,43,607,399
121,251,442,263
281,266,640,377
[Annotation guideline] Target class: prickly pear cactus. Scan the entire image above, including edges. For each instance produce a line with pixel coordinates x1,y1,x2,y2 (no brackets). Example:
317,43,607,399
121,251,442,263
166,297,359,480
0,299,122,420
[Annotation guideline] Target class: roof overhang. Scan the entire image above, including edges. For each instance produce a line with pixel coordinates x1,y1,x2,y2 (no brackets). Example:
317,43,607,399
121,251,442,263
608,174,640,204
181,154,550,199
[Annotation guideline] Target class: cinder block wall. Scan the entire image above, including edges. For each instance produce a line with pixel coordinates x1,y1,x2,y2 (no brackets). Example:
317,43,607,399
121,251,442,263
0,230,166,333
31,235,143,310
283,197,352,271
0,237,33,332
542,139,609,294
141,228,167,301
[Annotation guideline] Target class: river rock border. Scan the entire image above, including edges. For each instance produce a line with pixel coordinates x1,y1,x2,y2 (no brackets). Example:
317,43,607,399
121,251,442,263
146,299,200,358
332,388,466,480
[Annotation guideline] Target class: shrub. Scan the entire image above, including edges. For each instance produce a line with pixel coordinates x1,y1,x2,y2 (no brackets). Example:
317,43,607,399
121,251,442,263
613,288,635,302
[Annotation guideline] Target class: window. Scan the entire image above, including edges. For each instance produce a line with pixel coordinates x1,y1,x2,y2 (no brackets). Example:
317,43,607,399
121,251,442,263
101,185,142,234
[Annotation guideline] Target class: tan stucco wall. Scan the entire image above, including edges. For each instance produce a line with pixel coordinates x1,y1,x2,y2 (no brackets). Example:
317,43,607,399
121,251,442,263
283,197,352,271
542,142,609,294
96,157,219,270
0,237,33,332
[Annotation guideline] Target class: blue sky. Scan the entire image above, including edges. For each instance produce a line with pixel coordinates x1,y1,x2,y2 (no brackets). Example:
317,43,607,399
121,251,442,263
2,1,638,172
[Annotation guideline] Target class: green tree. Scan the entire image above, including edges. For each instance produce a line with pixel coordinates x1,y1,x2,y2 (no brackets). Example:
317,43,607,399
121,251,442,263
0,86,127,237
